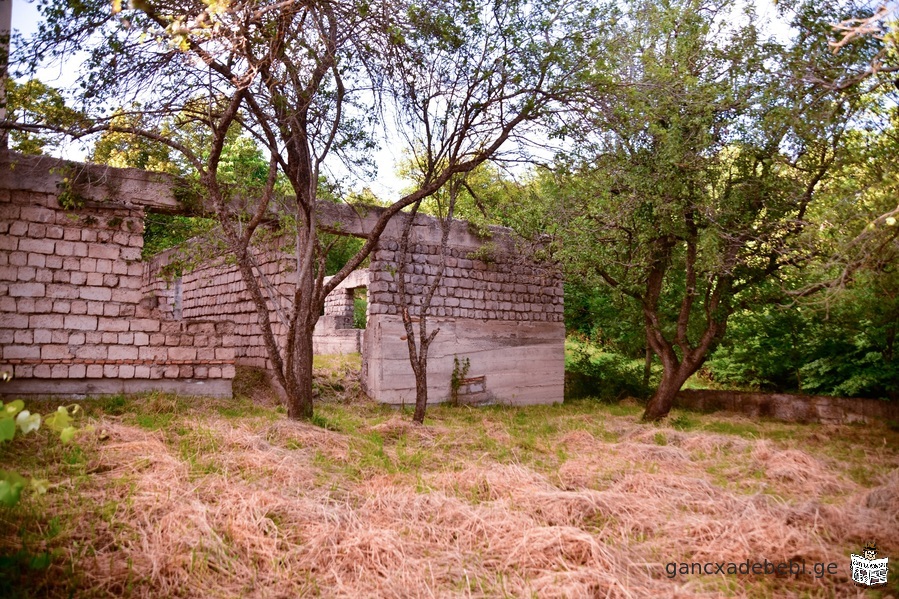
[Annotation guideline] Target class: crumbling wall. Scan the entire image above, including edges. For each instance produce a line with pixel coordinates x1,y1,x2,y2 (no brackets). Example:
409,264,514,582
0,152,234,398
142,203,566,407
675,389,899,425
144,245,293,370
146,246,367,359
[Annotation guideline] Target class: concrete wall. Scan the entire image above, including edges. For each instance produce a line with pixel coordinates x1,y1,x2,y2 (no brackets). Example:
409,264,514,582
362,225,565,406
364,317,564,405
675,389,899,425
0,152,234,399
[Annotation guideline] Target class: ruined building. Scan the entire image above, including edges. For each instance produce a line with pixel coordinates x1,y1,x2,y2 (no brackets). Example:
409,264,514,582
0,152,564,405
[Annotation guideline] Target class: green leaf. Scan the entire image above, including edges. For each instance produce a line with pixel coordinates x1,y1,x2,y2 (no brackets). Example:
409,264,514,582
30,478,50,495
44,406,71,431
0,470,27,507
0,417,15,442
15,410,41,435
59,427,76,445
2,400,25,418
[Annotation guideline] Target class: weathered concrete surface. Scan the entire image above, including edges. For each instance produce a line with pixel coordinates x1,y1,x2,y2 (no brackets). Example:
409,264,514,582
317,202,523,254
362,316,565,406
675,389,899,425
313,329,363,355
0,151,183,213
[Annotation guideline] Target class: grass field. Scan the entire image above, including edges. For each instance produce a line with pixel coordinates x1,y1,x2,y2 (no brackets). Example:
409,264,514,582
1,356,897,598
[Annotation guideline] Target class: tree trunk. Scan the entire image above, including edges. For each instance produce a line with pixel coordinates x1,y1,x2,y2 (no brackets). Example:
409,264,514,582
642,363,695,421
287,337,315,419
412,363,428,424
643,347,652,388
284,244,318,420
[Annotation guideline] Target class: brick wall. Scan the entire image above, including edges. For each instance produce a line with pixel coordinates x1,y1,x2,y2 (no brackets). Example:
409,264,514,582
144,244,294,370
0,152,234,398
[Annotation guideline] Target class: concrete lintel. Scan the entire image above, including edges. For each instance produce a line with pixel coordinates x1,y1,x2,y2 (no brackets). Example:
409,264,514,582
323,269,370,290
0,378,233,399
1,151,184,213
315,202,521,252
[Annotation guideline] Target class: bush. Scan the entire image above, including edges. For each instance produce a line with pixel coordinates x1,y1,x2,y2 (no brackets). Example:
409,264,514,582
564,342,652,401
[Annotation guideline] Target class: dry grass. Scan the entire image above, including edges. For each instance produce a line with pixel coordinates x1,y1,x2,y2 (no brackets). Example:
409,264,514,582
1,368,898,598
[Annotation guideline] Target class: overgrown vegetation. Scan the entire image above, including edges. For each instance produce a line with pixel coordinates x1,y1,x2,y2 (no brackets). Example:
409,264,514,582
0,360,896,597
564,337,653,401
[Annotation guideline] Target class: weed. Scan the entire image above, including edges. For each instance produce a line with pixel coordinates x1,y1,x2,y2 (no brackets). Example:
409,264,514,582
311,413,341,431
702,420,760,438
135,412,175,431
668,412,696,430
449,356,471,406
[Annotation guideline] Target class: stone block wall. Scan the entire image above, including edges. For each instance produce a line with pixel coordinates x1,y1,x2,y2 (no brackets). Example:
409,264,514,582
368,241,563,322
361,223,565,405
675,389,899,425
140,204,565,406
0,152,234,399
144,244,294,369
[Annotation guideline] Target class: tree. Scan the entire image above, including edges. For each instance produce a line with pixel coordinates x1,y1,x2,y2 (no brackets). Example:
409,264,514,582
3,79,87,155
541,0,883,420
8,0,596,419
392,161,529,423
393,178,459,424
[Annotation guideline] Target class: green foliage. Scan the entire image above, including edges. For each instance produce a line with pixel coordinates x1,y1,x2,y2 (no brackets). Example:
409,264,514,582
5,79,89,155
142,213,216,259
564,340,652,402
564,284,646,357
323,234,366,277
706,94,899,403
449,356,471,405
708,276,899,399
90,108,182,174
353,288,368,329
0,400,84,507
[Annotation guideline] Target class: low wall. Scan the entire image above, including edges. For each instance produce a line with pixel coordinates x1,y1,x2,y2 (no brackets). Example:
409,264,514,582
675,389,899,425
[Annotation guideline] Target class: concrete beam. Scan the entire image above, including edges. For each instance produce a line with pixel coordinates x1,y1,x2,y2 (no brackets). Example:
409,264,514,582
0,151,184,213
316,202,520,252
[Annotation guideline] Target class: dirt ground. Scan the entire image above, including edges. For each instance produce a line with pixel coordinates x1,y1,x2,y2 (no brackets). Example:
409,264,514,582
1,363,897,598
